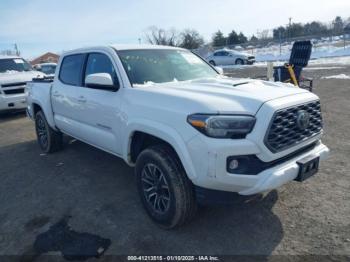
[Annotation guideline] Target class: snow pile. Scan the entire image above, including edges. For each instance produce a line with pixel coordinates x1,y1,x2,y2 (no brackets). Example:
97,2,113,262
322,74,350,79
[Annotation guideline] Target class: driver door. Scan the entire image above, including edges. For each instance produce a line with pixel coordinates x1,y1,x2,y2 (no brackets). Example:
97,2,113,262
78,52,123,155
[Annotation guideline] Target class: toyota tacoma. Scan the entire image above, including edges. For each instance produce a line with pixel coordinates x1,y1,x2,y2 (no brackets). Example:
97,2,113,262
26,45,329,228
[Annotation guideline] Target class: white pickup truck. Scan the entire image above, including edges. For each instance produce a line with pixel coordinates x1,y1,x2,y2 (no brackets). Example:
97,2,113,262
27,45,329,228
0,55,44,112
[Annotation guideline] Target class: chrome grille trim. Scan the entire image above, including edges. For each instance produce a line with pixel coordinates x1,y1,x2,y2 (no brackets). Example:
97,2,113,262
264,100,323,153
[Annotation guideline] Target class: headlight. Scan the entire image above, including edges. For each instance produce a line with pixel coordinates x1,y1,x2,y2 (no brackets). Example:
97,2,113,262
187,114,256,138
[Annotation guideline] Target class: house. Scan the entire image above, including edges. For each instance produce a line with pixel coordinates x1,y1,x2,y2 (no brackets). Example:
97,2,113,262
30,52,60,65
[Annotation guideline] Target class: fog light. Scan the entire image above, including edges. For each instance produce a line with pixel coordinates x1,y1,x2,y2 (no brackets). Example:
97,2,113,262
229,159,239,170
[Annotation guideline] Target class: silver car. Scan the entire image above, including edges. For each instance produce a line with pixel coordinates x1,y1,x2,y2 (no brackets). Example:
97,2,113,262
206,49,255,66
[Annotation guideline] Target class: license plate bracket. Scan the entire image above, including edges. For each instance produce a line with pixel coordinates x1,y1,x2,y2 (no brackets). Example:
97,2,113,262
295,155,320,182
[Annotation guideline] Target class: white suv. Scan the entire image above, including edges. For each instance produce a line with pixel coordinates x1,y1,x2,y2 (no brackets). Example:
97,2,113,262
0,55,44,112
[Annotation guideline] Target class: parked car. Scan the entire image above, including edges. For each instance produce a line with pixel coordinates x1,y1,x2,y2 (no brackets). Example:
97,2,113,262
26,45,329,228
34,62,57,77
0,55,44,112
206,49,255,65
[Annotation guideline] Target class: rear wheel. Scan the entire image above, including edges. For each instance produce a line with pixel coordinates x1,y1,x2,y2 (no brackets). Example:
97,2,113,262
35,111,63,153
135,145,197,229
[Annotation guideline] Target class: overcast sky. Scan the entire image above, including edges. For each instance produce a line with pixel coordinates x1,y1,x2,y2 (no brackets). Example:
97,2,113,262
1,0,349,58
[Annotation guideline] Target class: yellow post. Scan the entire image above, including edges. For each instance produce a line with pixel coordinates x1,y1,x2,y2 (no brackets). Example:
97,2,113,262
286,64,299,87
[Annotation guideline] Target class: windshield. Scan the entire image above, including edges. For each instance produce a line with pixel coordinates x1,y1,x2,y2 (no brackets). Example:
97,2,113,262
117,49,218,85
0,58,33,73
40,65,56,75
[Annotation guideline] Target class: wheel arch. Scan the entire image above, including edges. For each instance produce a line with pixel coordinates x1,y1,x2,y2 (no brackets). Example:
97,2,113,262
124,121,197,180
30,99,57,131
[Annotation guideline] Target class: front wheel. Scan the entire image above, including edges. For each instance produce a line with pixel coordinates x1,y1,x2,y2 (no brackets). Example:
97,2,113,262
35,111,63,153
209,60,216,66
135,145,197,229
235,58,244,65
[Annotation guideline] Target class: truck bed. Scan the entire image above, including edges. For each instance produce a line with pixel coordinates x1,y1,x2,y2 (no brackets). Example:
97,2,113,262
26,79,55,126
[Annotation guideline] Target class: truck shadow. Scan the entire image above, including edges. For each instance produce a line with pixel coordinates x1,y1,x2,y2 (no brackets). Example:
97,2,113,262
0,138,283,258
0,110,26,122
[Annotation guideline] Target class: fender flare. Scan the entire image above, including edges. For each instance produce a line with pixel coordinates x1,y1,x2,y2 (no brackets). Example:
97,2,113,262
123,119,197,180
30,99,57,131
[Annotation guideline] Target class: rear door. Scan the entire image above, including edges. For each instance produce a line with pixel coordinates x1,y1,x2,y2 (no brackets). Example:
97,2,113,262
51,54,87,137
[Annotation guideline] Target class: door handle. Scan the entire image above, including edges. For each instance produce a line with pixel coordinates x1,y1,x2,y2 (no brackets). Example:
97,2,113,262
52,91,61,97
77,96,87,103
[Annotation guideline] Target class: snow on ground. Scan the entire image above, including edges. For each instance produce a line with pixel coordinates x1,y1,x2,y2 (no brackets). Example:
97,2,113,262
238,39,350,63
321,74,350,79
219,56,350,71
304,66,346,71
308,56,350,65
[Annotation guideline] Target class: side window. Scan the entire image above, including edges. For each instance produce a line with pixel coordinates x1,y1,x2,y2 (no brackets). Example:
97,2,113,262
84,53,119,87
59,54,85,86
214,51,222,56
222,51,229,56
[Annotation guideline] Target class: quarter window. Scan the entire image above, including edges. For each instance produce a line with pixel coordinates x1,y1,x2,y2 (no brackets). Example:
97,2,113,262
59,54,85,86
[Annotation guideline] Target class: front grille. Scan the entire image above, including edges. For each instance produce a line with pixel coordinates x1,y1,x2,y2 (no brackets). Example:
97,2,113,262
3,88,25,95
1,82,27,88
265,100,323,153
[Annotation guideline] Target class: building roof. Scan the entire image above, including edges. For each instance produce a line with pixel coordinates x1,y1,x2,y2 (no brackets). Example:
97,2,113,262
30,52,60,64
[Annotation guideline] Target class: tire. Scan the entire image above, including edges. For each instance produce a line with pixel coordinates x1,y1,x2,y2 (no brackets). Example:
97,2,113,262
135,144,197,229
209,60,216,66
235,58,244,65
35,111,63,153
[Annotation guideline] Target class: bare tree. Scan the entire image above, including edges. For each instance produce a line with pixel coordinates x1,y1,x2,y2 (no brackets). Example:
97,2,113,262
179,29,204,49
257,29,270,40
145,26,179,46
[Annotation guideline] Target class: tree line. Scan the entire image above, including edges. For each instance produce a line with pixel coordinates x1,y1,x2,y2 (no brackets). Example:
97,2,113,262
145,16,350,49
273,16,346,39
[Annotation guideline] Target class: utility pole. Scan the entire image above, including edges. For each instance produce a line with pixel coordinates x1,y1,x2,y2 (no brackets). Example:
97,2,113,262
279,31,282,55
14,43,20,56
288,17,292,43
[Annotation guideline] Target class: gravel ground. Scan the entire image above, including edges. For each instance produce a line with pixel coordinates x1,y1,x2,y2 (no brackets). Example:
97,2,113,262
0,61,349,260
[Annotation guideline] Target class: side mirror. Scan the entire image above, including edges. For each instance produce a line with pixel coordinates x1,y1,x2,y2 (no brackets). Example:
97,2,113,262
215,66,224,75
85,73,119,91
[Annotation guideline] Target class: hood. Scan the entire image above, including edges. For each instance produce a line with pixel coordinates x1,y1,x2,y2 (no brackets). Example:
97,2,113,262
133,77,310,115
0,71,45,85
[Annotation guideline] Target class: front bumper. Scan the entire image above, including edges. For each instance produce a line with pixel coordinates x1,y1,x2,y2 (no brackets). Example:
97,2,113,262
238,142,329,195
0,93,27,111
187,133,329,195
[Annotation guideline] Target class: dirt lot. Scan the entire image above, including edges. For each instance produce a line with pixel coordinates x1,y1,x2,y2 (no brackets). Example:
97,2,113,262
0,62,349,260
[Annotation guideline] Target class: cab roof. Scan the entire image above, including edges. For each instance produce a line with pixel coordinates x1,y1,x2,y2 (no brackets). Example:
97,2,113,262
0,55,21,60
110,44,183,51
